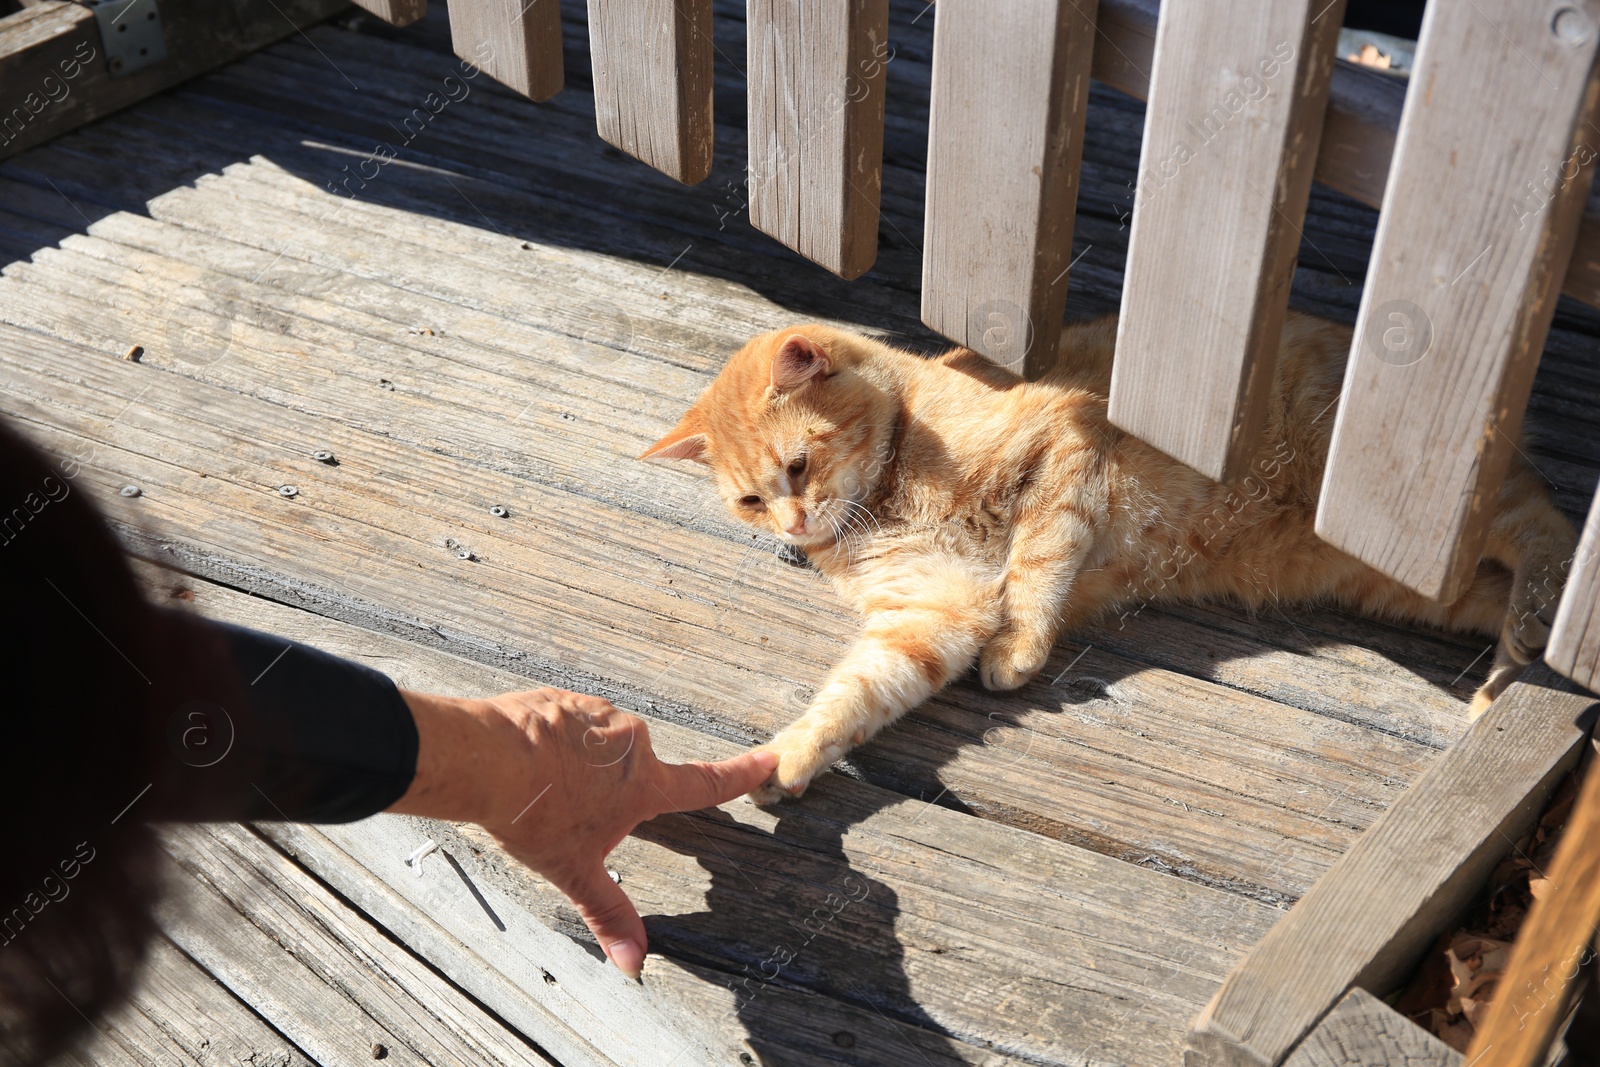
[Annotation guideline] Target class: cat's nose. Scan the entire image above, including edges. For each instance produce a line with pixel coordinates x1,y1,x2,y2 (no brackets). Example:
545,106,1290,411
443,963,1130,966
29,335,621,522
784,516,807,536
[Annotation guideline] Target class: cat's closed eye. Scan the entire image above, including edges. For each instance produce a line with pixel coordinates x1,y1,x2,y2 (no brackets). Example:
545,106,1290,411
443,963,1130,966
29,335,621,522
740,494,765,508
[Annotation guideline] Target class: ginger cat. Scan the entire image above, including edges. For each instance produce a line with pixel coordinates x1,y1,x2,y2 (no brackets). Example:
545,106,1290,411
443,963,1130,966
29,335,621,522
642,313,1577,804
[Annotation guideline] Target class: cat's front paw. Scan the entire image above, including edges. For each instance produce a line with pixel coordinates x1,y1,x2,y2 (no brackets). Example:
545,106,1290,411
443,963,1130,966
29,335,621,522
746,731,846,805
978,626,1051,691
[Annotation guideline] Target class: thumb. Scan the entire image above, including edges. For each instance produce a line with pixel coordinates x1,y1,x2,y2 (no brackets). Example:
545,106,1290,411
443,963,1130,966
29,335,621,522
565,865,648,980
654,749,779,813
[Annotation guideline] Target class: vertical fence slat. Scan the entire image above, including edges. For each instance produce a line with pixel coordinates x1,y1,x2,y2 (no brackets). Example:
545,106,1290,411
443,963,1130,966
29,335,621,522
1107,0,1346,483
349,0,427,26
746,0,889,280
920,0,1096,378
1550,490,1600,692
448,0,563,102
1316,1,1600,601
588,0,714,185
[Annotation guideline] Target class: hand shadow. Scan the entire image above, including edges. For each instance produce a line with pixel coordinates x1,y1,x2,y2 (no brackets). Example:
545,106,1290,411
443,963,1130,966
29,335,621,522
632,788,970,1067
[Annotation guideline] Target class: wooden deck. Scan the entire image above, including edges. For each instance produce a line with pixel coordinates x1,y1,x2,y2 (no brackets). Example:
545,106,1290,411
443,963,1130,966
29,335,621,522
6,3,1599,1064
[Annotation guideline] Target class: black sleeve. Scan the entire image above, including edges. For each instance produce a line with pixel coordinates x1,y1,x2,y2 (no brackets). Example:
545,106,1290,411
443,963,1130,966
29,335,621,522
145,610,420,825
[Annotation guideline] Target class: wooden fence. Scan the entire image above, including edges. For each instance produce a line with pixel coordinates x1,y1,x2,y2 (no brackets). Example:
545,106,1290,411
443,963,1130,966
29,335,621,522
354,0,1597,688
351,2,1600,1063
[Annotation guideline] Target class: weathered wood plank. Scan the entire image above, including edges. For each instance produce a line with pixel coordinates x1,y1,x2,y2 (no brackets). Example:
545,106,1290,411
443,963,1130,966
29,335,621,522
0,0,350,162
1464,733,1600,1067
159,824,566,1067
132,563,1279,1066
1185,666,1598,1067
349,0,427,26
746,0,888,279
1109,0,1345,482
920,0,1096,377
1314,1,1600,600
155,854,461,1067
63,937,315,1067
1282,988,1460,1067
1550,488,1600,692
587,0,714,185
0,298,1437,902
447,0,562,101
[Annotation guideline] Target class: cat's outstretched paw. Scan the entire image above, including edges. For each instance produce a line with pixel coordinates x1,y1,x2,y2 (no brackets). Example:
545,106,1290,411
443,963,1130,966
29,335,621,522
745,735,838,805
978,626,1050,692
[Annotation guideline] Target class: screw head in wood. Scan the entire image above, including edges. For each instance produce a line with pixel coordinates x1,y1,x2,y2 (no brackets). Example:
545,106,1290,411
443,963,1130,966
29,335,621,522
119,485,142,497
278,485,299,498
370,1043,387,1059
489,505,509,518
312,450,335,463
832,1031,856,1049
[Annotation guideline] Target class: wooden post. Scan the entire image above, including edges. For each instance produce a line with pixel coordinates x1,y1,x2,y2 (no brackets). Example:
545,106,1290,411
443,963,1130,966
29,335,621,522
1107,0,1346,483
448,0,563,102
920,0,1097,379
1464,750,1600,1067
1550,488,1600,693
1185,667,1596,1067
587,0,713,185
746,0,889,280
1315,0,1600,601
1282,989,1460,1067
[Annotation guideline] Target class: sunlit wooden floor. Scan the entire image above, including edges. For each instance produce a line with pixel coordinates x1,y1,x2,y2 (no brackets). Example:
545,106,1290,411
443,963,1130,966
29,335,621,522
9,3,1600,1064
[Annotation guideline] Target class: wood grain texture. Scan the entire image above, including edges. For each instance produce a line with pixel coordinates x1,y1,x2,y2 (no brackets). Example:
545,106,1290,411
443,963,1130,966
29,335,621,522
0,0,349,162
60,937,315,1067
1550,487,1600,692
1315,0,1600,600
448,0,562,101
1282,988,1460,1067
920,0,1096,377
746,0,888,279
1185,666,1598,1067
587,0,713,184
1464,751,1600,1067
134,565,1279,1066
1109,0,1345,482
0,273,1438,904
1087,0,1600,310
156,824,561,1067
348,0,427,26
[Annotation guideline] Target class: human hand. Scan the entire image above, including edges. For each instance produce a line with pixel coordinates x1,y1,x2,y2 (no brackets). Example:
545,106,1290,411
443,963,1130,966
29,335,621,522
391,687,776,979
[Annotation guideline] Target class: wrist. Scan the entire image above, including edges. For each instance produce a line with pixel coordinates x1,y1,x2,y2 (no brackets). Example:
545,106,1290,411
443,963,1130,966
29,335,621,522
389,690,523,824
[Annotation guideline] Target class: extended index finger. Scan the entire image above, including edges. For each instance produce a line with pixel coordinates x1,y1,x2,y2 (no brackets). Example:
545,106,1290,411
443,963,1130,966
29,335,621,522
654,749,779,813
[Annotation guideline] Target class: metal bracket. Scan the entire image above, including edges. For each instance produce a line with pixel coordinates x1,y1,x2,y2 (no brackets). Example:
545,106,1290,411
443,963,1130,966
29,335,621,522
91,0,168,79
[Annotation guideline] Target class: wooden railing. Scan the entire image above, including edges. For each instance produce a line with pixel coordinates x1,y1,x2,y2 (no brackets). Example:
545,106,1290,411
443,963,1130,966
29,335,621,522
356,0,1600,716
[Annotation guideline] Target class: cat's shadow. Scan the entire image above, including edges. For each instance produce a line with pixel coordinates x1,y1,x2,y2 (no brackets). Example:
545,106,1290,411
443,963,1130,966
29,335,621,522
634,790,962,1065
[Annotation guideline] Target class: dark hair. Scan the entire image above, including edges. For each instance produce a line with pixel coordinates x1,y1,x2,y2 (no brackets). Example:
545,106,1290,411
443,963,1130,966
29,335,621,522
0,416,167,1063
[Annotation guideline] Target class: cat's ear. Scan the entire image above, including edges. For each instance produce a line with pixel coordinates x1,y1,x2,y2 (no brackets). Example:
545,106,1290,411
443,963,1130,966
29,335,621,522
640,414,709,462
770,334,832,394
